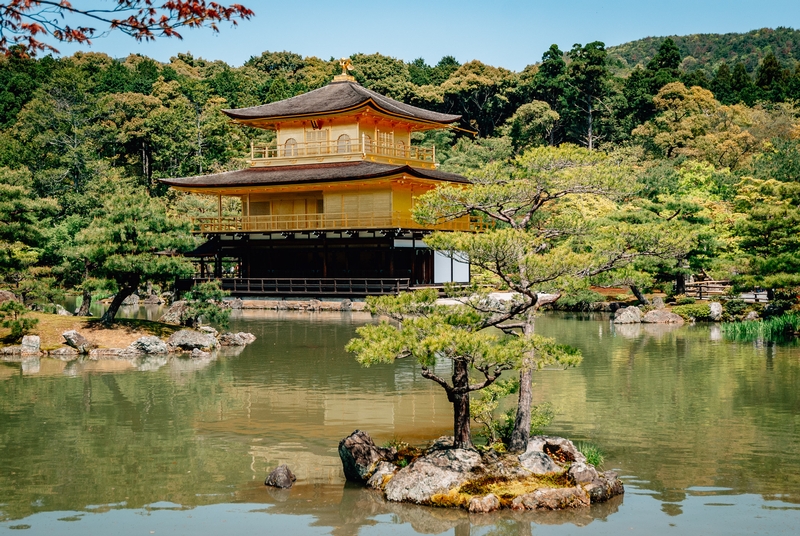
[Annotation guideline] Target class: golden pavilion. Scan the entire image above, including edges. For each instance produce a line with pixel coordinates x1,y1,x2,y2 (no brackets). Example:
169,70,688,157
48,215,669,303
161,60,480,296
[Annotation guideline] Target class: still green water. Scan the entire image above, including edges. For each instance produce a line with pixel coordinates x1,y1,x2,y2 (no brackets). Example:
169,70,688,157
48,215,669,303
1,309,799,535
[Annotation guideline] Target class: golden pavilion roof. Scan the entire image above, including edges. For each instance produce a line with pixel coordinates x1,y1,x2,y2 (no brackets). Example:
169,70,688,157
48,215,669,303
223,79,461,128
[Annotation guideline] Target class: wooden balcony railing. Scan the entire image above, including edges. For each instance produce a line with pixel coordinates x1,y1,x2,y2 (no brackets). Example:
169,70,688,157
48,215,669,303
249,139,435,168
186,277,410,296
193,211,487,233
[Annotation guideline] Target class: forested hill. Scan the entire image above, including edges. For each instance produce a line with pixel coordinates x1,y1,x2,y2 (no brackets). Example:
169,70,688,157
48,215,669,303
608,27,800,75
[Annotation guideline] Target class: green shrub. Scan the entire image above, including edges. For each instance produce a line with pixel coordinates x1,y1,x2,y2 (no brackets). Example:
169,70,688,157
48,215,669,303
675,295,696,305
184,281,230,329
0,301,38,341
671,303,712,320
724,299,748,317
555,289,604,311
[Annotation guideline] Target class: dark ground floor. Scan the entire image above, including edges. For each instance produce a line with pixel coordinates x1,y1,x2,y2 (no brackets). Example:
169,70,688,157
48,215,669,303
187,231,469,292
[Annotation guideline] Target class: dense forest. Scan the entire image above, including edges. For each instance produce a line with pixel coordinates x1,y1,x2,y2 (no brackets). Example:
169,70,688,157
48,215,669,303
2,27,800,324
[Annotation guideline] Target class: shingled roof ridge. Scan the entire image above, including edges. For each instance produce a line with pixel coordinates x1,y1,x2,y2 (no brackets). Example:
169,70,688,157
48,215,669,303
222,78,460,124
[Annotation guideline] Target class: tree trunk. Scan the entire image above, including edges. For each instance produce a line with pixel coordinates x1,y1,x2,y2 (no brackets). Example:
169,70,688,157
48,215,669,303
586,99,594,151
451,358,473,450
100,277,139,325
508,311,536,453
675,273,686,296
76,288,92,316
630,285,650,306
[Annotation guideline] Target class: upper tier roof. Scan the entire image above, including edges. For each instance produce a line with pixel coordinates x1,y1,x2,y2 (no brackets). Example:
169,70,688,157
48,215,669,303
223,80,461,126
160,161,469,190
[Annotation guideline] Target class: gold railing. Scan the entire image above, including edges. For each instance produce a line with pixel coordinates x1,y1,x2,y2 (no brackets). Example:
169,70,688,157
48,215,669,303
193,211,487,233
249,139,435,166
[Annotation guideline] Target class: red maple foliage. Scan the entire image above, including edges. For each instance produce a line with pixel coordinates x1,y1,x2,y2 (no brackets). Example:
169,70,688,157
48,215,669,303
0,1,254,56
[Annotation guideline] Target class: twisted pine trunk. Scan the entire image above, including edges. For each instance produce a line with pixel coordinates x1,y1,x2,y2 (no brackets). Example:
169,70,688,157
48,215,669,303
101,276,139,325
630,285,650,306
451,358,473,450
508,315,535,453
76,288,92,316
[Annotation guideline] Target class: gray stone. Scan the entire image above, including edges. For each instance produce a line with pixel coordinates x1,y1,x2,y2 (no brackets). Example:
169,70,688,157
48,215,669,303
510,486,590,510
167,329,218,351
158,301,188,325
0,346,23,359
468,494,500,513
128,336,168,355
264,464,296,489
338,430,397,484
121,293,139,306
141,294,163,305
62,330,95,354
230,298,243,310
218,332,247,346
744,311,759,321
518,450,559,474
20,335,40,355
583,471,625,503
568,462,599,484
198,326,219,338
49,347,79,360
0,290,18,304
237,332,256,344
366,461,397,490
427,436,455,452
613,306,642,324
651,296,666,309
190,348,211,359
709,302,723,322
642,309,685,324
383,448,483,504
55,304,72,316
341,299,352,311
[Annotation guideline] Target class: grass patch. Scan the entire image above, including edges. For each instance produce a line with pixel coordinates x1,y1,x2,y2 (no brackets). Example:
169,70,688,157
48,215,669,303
576,442,604,468
0,313,182,350
722,313,800,343
429,471,572,509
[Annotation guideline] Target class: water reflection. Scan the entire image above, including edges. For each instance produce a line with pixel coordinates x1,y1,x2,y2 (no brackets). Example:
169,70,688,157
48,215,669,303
1,310,799,534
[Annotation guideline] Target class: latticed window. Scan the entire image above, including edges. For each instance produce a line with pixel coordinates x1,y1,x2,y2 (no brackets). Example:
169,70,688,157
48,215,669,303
377,130,393,155
284,138,297,157
336,134,351,153
305,129,328,155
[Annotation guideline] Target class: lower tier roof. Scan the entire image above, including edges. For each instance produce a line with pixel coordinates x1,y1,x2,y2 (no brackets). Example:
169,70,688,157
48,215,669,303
160,161,468,190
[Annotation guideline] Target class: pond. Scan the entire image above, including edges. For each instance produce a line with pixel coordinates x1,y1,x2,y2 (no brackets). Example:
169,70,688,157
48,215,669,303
1,309,799,535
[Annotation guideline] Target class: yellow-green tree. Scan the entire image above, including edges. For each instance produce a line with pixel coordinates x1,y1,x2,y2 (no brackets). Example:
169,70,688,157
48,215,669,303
412,144,689,451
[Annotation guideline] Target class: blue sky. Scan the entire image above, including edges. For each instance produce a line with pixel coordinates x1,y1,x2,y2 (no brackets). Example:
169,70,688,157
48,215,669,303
51,0,800,70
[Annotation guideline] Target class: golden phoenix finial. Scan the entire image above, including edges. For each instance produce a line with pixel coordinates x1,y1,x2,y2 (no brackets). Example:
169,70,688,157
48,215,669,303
339,58,354,76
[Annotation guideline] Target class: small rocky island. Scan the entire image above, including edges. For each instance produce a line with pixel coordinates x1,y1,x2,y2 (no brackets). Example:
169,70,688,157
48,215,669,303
338,430,623,513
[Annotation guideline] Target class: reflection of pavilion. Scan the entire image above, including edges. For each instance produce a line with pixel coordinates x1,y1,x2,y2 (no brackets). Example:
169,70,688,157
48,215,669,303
162,62,477,296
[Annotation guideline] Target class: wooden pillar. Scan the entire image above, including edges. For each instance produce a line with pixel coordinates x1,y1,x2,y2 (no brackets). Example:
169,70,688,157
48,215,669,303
214,236,222,278
323,235,328,278
410,237,416,284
